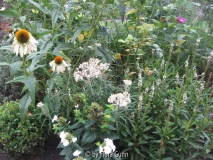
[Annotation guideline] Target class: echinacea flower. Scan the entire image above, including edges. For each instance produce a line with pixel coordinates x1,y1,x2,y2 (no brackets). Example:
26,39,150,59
49,56,68,73
12,29,38,57
176,16,186,24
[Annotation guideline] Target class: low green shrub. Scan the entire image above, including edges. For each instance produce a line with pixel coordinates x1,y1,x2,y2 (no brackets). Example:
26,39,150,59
0,101,47,153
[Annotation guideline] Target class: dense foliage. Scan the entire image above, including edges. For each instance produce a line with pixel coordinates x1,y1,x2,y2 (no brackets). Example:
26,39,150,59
0,101,47,153
0,0,212,160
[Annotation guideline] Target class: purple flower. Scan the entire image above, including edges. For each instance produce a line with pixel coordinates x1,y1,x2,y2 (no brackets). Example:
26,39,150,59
176,16,186,24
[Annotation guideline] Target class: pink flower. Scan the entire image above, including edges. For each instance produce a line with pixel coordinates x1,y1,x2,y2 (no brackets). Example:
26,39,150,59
176,16,186,24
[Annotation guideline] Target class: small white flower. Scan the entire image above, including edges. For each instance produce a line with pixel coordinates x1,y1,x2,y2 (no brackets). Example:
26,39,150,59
73,150,81,156
104,138,115,152
52,115,58,123
37,102,44,108
103,145,112,154
12,29,38,57
108,92,131,107
75,104,79,108
95,43,102,47
67,67,71,71
99,138,116,154
60,131,67,139
123,80,132,86
72,137,77,143
74,58,109,82
145,87,149,93
62,139,69,147
99,145,103,153
49,56,68,73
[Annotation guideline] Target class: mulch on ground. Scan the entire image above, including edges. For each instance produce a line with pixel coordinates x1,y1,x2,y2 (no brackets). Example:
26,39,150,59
0,134,64,160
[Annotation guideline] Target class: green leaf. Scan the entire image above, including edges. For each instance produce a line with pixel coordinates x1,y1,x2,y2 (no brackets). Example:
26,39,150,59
40,40,53,53
19,92,32,121
52,10,60,27
117,4,126,23
0,10,16,18
100,132,119,140
82,131,97,145
19,16,26,22
28,0,50,15
52,43,73,53
68,122,82,130
0,62,10,66
187,141,203,150
85,120,96,129
177,34,185,40
72,23,92,43
53,51,71,62
10,76,37,105
97,46,112,64
0,45,12,51
22,76,37,105
10,61,23,78
162,158,173,160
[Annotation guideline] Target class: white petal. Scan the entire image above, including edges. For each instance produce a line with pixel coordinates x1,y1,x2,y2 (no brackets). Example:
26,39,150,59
62,60,68,67
49,61,55,67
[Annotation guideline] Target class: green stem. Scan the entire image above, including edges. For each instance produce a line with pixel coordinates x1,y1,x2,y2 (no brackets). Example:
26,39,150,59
71,0,107,74
22,55,28,76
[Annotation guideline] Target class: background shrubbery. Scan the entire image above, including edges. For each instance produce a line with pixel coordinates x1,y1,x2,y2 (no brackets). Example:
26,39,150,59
0,0,212,160
0,101,47,153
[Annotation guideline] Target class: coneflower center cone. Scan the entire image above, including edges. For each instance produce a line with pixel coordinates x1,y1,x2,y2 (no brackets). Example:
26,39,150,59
15,29,30,44
54,56,63,65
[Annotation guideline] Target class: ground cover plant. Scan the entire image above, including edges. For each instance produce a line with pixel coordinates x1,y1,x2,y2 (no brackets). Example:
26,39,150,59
0,0,212,160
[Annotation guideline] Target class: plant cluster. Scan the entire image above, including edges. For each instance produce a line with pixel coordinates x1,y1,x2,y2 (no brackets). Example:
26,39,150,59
0,101,47,153
0,0,212,160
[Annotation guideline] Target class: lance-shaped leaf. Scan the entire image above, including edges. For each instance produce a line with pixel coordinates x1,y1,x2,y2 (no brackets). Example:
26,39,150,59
19,92,32,121
117,4,126,23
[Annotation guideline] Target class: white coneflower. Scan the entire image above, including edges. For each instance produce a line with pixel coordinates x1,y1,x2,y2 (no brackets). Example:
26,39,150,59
12,29,38,57
49,56,68,73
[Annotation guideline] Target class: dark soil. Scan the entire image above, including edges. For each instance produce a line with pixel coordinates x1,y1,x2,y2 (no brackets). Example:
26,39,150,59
0,134,64,160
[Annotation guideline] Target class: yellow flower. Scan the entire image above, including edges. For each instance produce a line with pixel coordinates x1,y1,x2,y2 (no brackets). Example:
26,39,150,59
12,29,38,57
